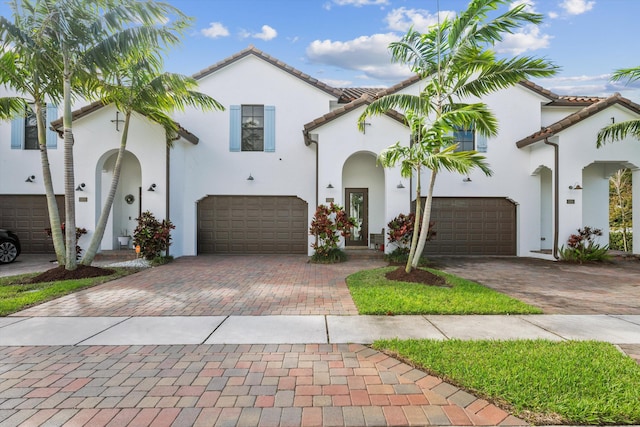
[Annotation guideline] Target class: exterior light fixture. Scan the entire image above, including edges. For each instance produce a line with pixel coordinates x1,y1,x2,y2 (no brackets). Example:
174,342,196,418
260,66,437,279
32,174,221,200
463,177,472,182
327,183,334,189
76,183,85,191
148,183,156,191
247,173,254,181
396,181,405,189
569,183,582,190
25,175,35,183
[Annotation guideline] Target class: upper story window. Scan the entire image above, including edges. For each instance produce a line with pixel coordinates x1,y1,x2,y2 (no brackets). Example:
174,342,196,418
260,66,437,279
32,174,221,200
452,126,488,153
229,104,275,152
241,105,264,151
11,103,58,150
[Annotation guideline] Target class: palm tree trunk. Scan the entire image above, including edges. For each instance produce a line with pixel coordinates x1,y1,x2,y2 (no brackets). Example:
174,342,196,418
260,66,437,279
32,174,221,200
62,52,77,270
35,102,65,265
82,112,130,265
412,168,437,268
405,167,421,273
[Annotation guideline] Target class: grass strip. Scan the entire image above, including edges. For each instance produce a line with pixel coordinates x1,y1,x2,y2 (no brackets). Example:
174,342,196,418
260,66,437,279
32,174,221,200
347,267,541,314
373,339,640,425
0,268,139,316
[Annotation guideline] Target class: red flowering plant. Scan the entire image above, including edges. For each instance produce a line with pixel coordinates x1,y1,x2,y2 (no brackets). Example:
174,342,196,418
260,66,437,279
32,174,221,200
133,211,175,261
45,223,88,260
386,213,435,264
309,203,356,263
559,226,610,263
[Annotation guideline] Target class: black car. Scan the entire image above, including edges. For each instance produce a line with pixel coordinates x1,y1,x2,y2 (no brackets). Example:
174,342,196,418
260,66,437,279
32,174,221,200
0,229,21,264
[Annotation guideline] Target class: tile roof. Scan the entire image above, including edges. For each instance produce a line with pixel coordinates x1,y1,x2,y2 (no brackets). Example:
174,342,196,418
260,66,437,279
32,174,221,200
302,94,406,144
192,45,343,98
517,80,604,106
50,101,200,145
515,93,640,148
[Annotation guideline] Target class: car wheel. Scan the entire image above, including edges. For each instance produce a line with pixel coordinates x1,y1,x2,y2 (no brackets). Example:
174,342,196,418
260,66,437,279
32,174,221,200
0,240,18,264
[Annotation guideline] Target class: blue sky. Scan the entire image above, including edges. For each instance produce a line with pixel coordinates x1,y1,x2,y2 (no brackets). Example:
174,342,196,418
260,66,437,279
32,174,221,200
3,0,640,101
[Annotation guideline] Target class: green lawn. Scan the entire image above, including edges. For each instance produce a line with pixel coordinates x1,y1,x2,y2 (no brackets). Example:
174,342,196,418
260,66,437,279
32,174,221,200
0,268,140,316
373,339,640,425
347,267,541,314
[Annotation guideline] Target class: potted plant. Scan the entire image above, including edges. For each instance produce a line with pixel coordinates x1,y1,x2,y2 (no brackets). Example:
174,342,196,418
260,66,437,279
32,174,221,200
118,230,131,248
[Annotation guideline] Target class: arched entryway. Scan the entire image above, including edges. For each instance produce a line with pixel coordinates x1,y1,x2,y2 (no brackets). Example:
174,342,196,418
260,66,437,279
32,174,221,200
342,152,385,247
95,150,142,250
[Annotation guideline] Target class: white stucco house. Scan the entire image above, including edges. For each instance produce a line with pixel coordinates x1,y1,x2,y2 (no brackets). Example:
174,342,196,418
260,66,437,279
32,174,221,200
1,46,639,259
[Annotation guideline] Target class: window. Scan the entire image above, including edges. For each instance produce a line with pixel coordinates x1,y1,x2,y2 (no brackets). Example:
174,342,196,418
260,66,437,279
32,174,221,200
453,127,474,152
229,104,275,152
11,103,58,150
241,105,264,151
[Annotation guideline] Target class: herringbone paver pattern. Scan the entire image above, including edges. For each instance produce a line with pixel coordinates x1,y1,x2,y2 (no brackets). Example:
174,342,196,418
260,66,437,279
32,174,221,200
0,344,526,426
12,255,378,317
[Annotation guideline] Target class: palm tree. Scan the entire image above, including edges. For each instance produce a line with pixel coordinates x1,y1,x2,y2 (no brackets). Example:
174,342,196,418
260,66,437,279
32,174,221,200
1,0,191,270
0,4,66,264
597,66,640,147
358,0,557,272
80,55,224,265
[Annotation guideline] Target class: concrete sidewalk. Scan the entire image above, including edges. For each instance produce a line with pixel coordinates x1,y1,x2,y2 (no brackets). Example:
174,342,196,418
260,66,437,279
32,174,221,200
2,314,640,346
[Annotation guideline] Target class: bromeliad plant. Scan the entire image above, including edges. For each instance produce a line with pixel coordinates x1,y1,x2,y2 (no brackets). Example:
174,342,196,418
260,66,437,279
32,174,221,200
309,203,356,263
133,211,175,261
559,226,610,263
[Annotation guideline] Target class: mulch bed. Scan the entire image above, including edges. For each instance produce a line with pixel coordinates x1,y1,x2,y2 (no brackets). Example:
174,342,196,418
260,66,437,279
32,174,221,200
385,266,449,287
28,265,114,283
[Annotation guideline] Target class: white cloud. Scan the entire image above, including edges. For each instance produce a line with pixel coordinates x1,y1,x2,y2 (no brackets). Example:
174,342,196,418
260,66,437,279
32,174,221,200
306,33,413,82
201,22,229,39
333,0,389,6
559,0,595,15
548,11,559,19
240,25,278,41
510,0,538,13
495,24,552,54
385,7,456,32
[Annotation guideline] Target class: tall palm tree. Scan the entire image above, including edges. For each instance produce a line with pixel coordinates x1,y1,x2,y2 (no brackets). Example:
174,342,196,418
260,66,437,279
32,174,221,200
359,0,557,272
80,55,224,265
597,66,640,147
1,0,190,270
0,4,66,264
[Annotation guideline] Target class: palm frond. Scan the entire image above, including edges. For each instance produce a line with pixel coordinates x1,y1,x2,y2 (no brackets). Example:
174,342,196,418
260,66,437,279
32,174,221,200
596,119,640,147
611,66,640,83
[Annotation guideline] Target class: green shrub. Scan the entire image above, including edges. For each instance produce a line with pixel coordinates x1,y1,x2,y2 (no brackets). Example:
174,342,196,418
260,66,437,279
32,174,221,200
310,248,348,264
609,230,632,252
133,211,175,260
560,226,610,263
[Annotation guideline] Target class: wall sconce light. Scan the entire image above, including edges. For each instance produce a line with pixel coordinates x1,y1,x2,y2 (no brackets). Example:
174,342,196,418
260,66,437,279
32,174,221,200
396,181,405,189
147,183,156,192
327,183,334,189
463,177,472,182
75,183,85,191
569,183,582,190
247,173,254,181
25,175,35,183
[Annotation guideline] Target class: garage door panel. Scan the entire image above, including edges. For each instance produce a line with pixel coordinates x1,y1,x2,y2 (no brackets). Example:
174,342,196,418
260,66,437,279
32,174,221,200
198,196,308,254
0,195,65,253
422,197,516,256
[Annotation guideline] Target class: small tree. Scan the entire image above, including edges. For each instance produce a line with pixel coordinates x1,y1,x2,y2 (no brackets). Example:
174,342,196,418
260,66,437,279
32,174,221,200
309,203,356,263
132,211,175,261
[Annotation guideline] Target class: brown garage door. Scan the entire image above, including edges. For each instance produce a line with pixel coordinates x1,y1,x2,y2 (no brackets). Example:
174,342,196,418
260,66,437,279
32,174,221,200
198,196,308,254
0,195,65,253
421,197,516,255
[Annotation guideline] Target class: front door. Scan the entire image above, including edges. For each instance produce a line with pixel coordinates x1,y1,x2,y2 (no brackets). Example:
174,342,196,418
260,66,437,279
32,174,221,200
345,188,368,246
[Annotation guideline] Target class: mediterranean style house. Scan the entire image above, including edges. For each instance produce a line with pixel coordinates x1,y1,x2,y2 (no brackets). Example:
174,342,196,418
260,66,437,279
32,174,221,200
1,46,639,259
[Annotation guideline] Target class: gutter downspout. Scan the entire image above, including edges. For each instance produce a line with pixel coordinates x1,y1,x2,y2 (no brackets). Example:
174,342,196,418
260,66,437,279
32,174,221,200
304,130,319,250
165,142,171,256
543,137,560,260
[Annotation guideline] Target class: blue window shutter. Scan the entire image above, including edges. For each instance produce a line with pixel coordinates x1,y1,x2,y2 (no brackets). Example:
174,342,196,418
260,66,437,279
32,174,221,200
46,104,58,148
229,105,241,152
10,114,24,149
476,132,488,153
264,105,275,152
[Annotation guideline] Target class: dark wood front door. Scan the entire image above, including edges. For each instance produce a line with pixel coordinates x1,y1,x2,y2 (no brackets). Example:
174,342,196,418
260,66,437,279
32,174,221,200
345,188,368,247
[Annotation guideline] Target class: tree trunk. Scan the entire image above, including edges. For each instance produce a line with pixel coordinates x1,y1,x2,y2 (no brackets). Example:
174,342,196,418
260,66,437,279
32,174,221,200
405,167,421,273
412,168,437,268
62,52,77,270
35,101,65,265
82,112,130,265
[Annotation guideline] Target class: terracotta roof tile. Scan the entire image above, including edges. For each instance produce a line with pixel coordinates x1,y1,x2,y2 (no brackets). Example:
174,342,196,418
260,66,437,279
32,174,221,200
302,94,406,142
516,93,640,148
50,101,199,145
192,45,343,98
